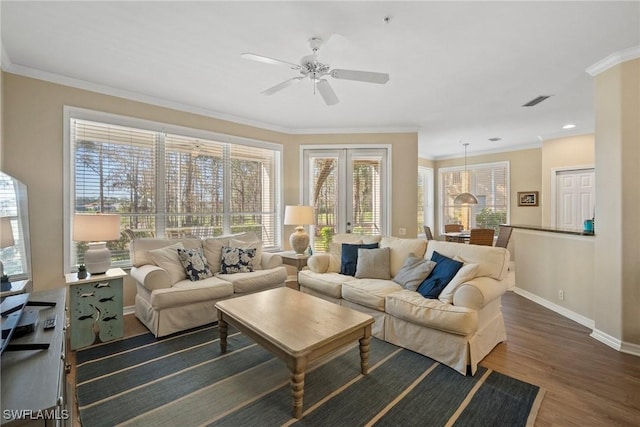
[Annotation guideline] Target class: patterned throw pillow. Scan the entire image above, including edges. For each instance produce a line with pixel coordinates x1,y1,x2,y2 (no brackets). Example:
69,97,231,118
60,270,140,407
221,246,256,274
177,248,213,281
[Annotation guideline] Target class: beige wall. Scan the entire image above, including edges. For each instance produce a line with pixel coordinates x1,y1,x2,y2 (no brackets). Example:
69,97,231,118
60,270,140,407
541,134,595,226
434,148,543,234
1,72,418,307
593,57,640,346
290,133,419,239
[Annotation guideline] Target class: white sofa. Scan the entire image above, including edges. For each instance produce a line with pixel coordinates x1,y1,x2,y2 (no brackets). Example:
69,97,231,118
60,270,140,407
298,234,510,375
129,233,287,337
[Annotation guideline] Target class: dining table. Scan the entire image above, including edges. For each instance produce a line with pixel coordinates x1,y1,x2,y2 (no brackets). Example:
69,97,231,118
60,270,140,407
443,231,471,243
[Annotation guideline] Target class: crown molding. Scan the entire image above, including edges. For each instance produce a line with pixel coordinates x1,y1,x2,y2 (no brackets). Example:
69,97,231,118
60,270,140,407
2,58,419,137
586,45,640,76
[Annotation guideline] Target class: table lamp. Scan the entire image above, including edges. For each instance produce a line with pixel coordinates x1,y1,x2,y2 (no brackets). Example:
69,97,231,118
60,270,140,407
1,217,16,283
73,213,121,274
284,205,314,255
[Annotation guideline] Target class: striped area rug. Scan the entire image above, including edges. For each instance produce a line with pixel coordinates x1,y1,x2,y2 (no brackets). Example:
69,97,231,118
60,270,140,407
76,324,544,427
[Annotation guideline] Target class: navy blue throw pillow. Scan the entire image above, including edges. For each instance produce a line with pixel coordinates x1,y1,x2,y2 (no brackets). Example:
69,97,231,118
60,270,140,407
340,243,379,276
417,251,464,299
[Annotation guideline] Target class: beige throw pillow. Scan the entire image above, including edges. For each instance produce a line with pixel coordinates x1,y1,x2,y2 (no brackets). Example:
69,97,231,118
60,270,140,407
355,247,391,279
392,255,437,291
149,242,187,285
438,262,480,304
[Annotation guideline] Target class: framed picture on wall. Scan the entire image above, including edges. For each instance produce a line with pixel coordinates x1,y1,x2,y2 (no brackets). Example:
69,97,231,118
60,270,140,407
517,191,539,207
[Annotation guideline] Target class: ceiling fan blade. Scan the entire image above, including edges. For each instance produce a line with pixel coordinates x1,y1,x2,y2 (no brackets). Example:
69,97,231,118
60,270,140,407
261,77,303,96
241,53,301,70
331,69,389,84
316,79,339,105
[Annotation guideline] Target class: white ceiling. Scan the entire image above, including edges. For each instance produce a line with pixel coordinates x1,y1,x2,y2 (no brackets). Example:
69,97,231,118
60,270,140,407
1,1,638,159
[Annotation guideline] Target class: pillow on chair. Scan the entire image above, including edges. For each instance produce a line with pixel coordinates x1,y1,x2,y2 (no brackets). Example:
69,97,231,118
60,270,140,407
355,247,391,279
149,242,187,284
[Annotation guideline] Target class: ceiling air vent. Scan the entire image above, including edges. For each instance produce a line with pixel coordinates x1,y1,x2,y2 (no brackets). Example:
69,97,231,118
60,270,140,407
488,137,502,142
522,95,552,107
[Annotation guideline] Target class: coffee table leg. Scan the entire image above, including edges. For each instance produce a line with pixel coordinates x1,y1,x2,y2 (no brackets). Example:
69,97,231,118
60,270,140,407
290,357,307,419
359,325,372,375
218,313,228,354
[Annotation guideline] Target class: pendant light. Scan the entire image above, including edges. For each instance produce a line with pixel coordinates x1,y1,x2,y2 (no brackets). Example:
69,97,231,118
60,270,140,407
454,142,478,205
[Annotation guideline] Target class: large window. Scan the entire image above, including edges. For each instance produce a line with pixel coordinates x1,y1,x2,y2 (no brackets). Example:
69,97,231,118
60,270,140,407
66,109,282,269
439,161,509,232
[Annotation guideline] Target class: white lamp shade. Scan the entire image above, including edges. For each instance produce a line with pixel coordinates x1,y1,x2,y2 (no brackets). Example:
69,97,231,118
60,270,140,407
1,217,15,249
283,205,314,225
73,214,121,242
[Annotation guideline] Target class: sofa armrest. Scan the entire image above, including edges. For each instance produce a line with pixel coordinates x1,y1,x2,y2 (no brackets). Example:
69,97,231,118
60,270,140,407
261,252,283,269
130,265,172,291
452,276,508,310
307,254,330,273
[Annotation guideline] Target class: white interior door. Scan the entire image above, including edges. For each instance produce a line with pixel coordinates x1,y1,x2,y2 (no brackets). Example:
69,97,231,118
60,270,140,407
555,168,595,230
302,147,388,250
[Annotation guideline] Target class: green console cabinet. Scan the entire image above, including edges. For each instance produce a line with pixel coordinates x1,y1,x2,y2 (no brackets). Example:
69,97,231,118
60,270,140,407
66,268,127,350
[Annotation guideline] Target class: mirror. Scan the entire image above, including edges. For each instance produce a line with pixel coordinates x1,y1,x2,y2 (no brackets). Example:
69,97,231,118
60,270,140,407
0,171,32,287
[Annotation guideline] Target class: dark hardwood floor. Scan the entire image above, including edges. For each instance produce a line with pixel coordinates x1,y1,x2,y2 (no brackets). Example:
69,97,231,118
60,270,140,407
482,291,640,426
70,291,640,426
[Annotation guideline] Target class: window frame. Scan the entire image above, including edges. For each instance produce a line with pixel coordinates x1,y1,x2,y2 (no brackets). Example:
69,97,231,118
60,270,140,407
438,161,510,233
63,106,283,273
418,166,434,237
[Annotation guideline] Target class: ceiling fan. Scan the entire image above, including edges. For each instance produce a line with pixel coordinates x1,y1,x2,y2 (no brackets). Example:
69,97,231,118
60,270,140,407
241,37,390,106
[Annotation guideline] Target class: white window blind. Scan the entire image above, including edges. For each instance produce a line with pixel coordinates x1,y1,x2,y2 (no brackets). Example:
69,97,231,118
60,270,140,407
70,117,281,267
440,162,509,232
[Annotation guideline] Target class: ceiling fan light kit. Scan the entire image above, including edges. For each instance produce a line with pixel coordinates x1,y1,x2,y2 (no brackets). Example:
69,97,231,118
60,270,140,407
241,37,390,105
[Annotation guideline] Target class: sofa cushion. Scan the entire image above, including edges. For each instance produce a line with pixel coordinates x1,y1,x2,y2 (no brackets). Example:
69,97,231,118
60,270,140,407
221,246,256,274
340,243,379,276
177,248,213,281
355,247,391,279
392,255,437,291
297,271,353,299
149,276,234,309
425,240,510,281
417,251,463,299
326,234,382,273
385,290,478,335
130,237,202,267
202,236,228,273
380,237,428,277
229,238,263,270
341,279,403,312
149,242,187,285
438,262,479,304
215,266,287,294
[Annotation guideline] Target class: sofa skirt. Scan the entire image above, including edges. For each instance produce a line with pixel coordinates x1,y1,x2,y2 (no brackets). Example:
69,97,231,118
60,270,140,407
135,292,221,338
384,309,506,375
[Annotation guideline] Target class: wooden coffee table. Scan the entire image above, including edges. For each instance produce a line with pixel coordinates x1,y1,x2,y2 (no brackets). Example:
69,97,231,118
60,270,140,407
215,287,374,419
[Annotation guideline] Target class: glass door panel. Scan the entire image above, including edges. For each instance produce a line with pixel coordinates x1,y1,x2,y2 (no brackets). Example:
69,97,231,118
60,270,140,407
303,148,387,252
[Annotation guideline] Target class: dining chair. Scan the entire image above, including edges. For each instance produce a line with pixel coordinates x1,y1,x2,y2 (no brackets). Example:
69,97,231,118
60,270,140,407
423,225,434,240
469,228,495,246
444,224,464,242
494,225,513,248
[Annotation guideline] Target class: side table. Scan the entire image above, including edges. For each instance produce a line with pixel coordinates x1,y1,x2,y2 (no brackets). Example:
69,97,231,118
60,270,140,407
278,252,309,290
65,267,127,350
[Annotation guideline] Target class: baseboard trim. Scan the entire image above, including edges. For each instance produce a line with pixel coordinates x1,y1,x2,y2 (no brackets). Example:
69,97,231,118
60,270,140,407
512,287,594,329
513,287,640,357
124,305,135,316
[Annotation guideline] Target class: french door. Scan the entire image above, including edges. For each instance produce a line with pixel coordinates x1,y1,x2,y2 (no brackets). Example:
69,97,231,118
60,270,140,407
302,147,388,251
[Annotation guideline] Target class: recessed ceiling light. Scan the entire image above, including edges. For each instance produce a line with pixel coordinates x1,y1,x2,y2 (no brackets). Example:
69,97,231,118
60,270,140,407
563,124,576,129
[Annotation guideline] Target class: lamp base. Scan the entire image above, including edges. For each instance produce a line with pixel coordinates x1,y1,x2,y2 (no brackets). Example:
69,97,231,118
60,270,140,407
84,242,112,274
289,227,310,255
